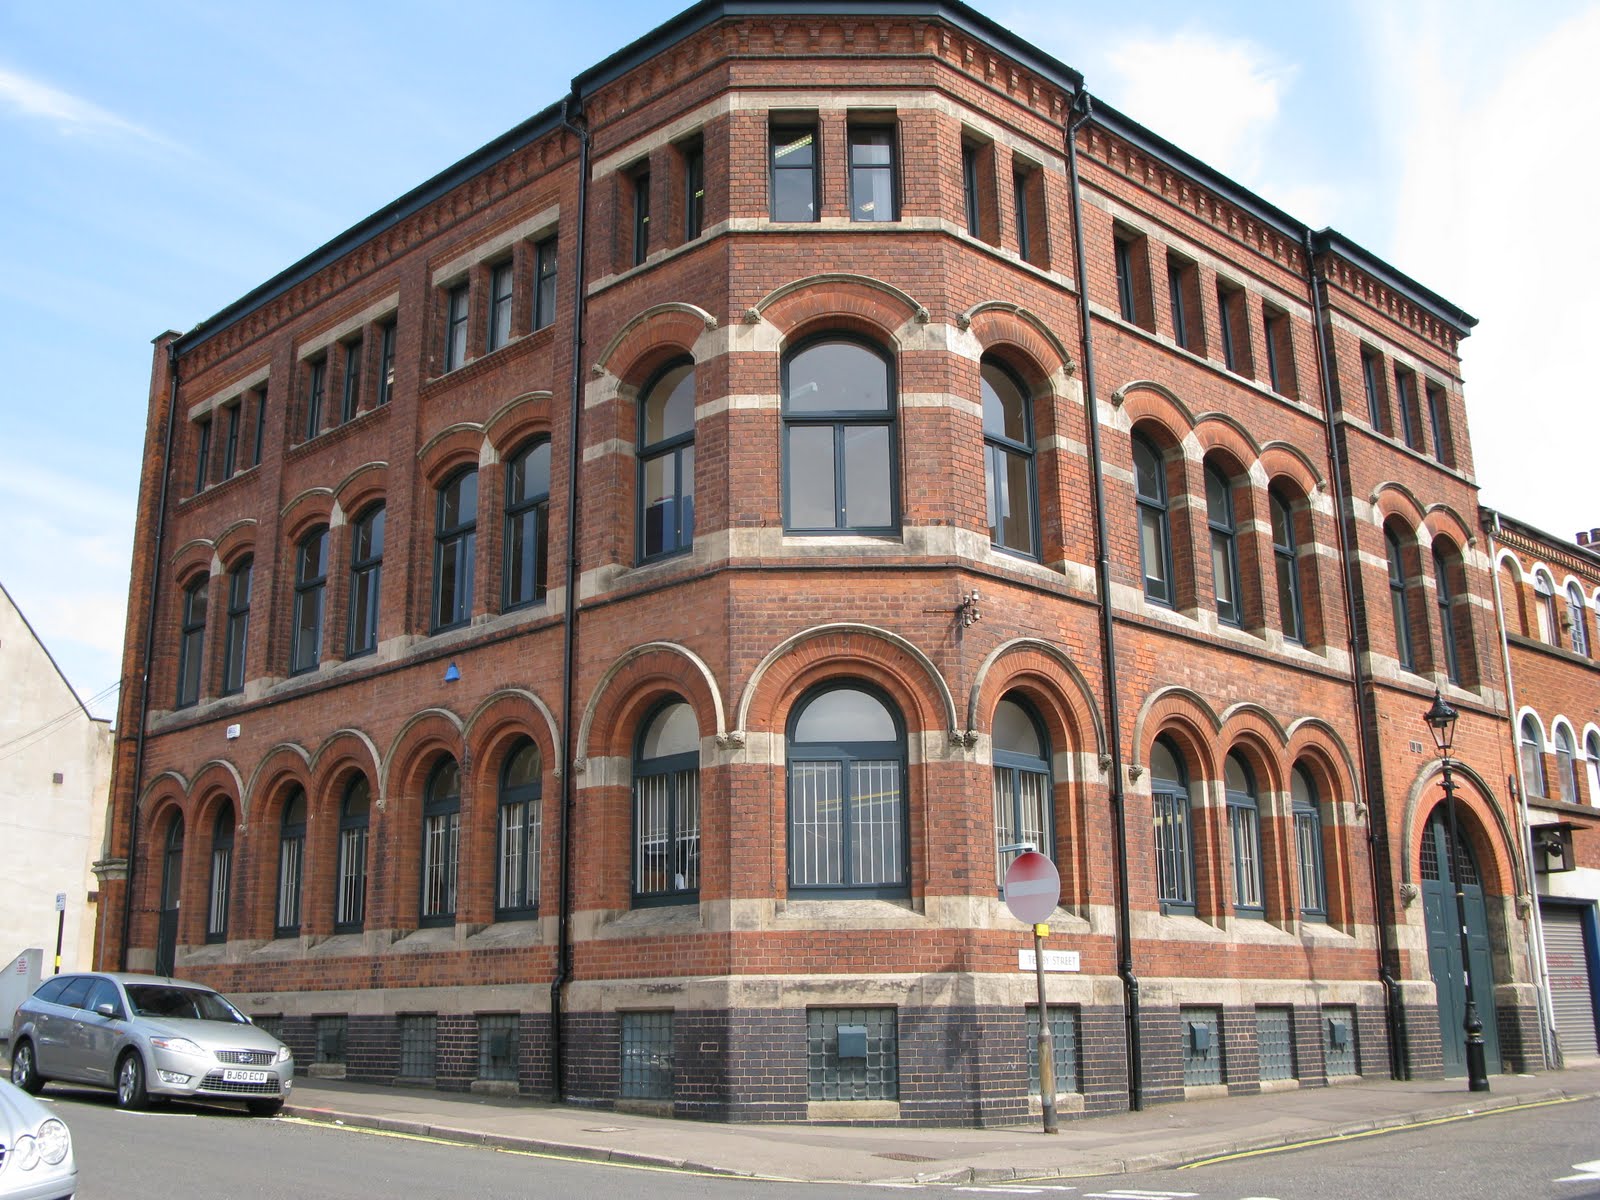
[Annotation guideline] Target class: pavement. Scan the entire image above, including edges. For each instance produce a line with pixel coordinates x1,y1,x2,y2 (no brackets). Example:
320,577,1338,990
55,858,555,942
277,1060,1600,1185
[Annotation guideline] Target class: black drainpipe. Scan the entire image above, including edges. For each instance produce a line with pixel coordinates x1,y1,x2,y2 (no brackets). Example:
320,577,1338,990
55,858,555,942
550,94,591,1101
1065,92,1142,1111
1302,230,1408,1079
118,337,183,967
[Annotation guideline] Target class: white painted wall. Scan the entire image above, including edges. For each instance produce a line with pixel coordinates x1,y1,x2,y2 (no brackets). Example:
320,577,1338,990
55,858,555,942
0,583,111,974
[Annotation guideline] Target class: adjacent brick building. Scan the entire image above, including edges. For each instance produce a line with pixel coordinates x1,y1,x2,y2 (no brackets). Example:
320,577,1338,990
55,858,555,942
95,0,1580,1123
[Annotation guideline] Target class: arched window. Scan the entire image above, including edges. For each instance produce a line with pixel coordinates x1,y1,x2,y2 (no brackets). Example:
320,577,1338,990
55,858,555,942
1291,766,1326,920
1586,732,1600,807
504,441,551,608
1206,464,1241,626
1555,727,1579,804
433,469,477,631
992,696,1052,887
638,362,696,561
1433,545,1461,685
335,777,370,932
1533,572,1556,643
1151,737,1193,913
290,527,329,674
420,759,461,925
1225,754,1263,915
206,803,233,943
497,739,542,916
782,338,897,534
1386,526,1414,670
633,702,700,904
1566,583,1590,657
275,787,307,937
348,506,384,656
176,577,207,707
1520,716,1547,798
1270,490,1303,645
787,684,906,896
222,558,252,695
1133,434,1172,605
981,359,1037,557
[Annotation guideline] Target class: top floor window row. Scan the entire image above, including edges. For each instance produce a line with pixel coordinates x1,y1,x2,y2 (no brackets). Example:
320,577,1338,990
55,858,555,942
187,384,270,498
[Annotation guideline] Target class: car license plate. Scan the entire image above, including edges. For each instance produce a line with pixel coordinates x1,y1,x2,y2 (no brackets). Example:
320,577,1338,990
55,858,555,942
223,1069,270,1083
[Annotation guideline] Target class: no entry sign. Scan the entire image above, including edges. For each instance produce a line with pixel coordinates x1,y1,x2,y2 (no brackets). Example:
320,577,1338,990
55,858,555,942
1003,851,1060,924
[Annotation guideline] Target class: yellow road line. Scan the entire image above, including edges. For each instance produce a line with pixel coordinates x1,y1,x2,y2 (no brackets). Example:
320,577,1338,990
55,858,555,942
1177,1097,1581,1169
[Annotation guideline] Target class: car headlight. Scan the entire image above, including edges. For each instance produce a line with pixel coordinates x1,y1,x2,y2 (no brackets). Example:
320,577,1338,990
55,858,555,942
36,1118,70,1166
277,1045,292,1064
151,1036,206,1056
12,1133,39,1171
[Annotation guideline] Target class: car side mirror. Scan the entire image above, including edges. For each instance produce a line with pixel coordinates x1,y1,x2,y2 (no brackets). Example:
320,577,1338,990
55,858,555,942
95,1002,117,1018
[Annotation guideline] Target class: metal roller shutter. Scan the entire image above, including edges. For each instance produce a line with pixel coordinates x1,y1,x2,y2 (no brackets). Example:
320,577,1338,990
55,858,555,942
1542,905,1599,1060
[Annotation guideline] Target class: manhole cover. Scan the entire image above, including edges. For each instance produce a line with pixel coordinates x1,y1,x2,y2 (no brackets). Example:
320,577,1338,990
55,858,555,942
874,1152,938,1162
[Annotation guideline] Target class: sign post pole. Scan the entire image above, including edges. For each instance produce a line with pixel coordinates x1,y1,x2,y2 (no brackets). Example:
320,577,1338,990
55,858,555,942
1003,849,1062,1136
53,891,66,975
1033,920,1058,1133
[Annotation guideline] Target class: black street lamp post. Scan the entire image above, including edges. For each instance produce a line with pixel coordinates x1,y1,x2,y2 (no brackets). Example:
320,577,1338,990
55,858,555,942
1423,689,1491,1093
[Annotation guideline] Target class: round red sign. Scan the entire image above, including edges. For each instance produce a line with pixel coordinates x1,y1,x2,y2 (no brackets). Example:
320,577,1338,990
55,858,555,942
1003,851,1061,924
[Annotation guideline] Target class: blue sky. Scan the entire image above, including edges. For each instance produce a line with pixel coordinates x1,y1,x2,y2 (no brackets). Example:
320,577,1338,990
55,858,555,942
3,0,1595,719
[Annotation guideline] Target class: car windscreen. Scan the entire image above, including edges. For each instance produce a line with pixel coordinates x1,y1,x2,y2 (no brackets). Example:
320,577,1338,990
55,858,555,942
124,984,247,1023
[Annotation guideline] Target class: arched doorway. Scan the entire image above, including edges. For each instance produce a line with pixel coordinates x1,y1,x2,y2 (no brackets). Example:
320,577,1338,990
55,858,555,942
155,816,184,977
1420,804,1501,1076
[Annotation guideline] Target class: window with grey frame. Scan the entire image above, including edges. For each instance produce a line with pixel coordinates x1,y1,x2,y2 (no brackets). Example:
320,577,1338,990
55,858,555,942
848,124,896,221
1520,715,1547,797
1386,526,1415,670
275,787,306,937
961,142,982,236
504,441,550,609
420,758,461,925
487,260,514,351
251,385,269,466
1216,281,1250,374
770,124,818,221
206,803,233,943
1425,382,1448,464
638,361,696,561
347,505,384,656
631,169,651,264
340,336,362,422
335,776,369,932
497,739,541,916
1270,490,1303,644
1263,305,1295,397
1291,765,1326,919
176,577,207,708
981,358,1037,557
1225,753,1264,915
782,337,897,534
193,416,212,492
1114,233,1138,322
1206,464,1242,626
992,696,1053,888
1433,544,1461,684
634,701,700,904
1395,367,1420,450
1012,167,1031,259
683,140,705,239
303,356,326,440
1168,254,1199,351
788,684,907,897
222,557,251,694
1360,347,1385,430
433,469,477,631
1533,571,1557,643
1152,738,1194,913
221,402,240,479
376,319,396,406
1133,433,1173,605
443,282,469,371
1566,582,1590,657
1555,726,1580,804
533,237,558,331
290,527,328,675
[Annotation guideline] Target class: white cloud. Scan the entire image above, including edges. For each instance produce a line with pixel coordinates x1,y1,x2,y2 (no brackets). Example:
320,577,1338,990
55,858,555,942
0,66,174,149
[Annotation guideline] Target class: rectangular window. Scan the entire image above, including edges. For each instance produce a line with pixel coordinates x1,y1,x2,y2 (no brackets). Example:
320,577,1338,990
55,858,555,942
1256,1007,1296,1082
1263,305,1297,398
849,125,896,222
1426,382,1449,464
771,124,819,222
1294,806,1327,918
533,238,558,331
962,143,981,237
1361,347,1384,430
477,1014,519,1082
1216,282,1251,375
1323,1005,1359,1076
683,142,705,239
176,581,206,708
620,1012,674,1100
1013,169,1030,260
221,561,251,696
303,357,326,440
444,283,469,372
315,1015,347,1065
376,319,396,406
1115,234,1138,323
207,843,230,942
1180,1006,1223,1086
634,767,701,900
193,417,212,492
398,1014,436,1079
251,386,268,467
807,1008,898,1101
1395,368,1419,449
631,170,651,265
421,807,460,919
221,403,240,479
1229,800,1264,912
340,337,362,422
1153,790,1193,911
1026,1006,1081,1097
488,261,514,351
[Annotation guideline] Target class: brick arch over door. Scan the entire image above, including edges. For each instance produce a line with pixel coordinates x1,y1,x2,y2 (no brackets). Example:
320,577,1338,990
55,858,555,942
1398,761,1519,899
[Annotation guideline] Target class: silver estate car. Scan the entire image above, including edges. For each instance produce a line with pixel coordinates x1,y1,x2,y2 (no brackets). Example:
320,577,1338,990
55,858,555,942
9,973,292,1116
0,1079,75,1200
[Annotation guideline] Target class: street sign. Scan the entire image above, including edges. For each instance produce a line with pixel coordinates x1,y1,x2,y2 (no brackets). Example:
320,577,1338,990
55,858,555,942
1019,948,1081,973
54,893,66,912
1003,851,1060,924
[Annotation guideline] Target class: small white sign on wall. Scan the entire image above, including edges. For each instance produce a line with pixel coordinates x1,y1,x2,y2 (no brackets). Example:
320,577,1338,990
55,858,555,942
1019,948,1081,973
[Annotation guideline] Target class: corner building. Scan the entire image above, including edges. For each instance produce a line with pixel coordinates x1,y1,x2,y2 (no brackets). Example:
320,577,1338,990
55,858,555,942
101,0,1549,1123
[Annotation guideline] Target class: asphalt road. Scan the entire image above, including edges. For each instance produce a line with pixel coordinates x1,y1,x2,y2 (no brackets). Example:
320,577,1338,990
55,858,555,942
32,1086,1600,1200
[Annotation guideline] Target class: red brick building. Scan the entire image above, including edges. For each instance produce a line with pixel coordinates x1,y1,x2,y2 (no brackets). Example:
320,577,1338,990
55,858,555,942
96,0,1557,1122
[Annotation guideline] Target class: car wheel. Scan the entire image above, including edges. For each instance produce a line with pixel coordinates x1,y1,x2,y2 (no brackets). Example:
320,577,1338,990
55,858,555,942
246,1099,283,1117
10,1039,44,1094
116,1050,149,1110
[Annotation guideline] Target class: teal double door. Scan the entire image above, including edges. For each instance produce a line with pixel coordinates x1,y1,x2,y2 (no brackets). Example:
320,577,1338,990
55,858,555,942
1420,807,1501,1076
